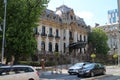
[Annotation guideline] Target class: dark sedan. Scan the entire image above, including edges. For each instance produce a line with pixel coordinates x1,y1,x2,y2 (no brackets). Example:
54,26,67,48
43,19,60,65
77,63,106,77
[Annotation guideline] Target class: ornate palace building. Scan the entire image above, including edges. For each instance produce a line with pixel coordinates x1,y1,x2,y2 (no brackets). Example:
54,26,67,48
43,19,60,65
35,5,90,55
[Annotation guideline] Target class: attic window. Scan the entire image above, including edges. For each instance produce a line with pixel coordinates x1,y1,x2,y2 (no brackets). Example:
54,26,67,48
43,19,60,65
59,18,62,23
71,15,73,20
53,16,56,19
46,14,49,17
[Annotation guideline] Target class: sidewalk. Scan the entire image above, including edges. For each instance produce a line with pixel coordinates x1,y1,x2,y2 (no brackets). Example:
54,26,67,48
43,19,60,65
106,65,120,76
38,68,68,75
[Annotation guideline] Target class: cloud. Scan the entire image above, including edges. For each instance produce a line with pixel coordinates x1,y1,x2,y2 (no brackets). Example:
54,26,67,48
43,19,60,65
75,11,95,26
75,11,94,20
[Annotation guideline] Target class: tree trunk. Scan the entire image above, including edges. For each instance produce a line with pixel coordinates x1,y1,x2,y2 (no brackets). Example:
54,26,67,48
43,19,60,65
14,53,19,65
6,55,11,65
6,55,14,65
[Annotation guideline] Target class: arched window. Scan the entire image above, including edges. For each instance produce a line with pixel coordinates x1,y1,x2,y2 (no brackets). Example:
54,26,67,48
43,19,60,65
42,26,45,34
49,42,52,52
64,43,66,53
63,29,66,39
55,43,59,52
80,48,82,53
56,29,59,36
71,15,73,20
49,28,52,35
80,35,82,41
41,41,45,51
69,31,72,37
84,35,86,42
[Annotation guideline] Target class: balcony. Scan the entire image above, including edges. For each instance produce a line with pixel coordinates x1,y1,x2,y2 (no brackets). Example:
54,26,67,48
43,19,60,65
41,32,47,36
34,32,39,35
34,32,39,38
69,37,73,40
48,34,54,37
55,35,60,39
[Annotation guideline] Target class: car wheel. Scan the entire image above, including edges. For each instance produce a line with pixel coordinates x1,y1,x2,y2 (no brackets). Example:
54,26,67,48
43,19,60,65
90,71,94,77
29,78,34,80
69,73,72,75
102,70,106,75
77,74,80,77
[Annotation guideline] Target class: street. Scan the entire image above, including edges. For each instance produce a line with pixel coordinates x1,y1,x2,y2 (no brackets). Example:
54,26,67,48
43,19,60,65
40,73,120,80
39,66,120,80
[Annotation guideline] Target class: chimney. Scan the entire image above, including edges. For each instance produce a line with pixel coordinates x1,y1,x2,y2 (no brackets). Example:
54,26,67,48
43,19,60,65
95,23,99,27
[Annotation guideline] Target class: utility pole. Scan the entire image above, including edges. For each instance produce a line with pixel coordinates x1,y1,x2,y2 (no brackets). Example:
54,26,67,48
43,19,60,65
117,0,120,66
1,0,7,63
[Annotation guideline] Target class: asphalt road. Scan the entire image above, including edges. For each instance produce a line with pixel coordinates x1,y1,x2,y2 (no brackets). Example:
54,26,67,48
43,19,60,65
40,73,120,80
39,66,120,80
96,75,120,80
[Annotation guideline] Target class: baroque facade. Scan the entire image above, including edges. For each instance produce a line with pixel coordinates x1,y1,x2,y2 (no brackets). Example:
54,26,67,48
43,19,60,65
35,5,90,55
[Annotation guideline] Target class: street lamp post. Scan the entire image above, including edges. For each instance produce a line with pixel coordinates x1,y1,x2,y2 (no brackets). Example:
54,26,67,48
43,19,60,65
113,45,118,65
91,48,96,62
117,0,120,66
0,23,3,31
1,0,7,63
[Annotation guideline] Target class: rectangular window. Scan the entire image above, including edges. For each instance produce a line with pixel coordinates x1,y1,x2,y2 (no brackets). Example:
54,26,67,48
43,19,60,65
63,30,66,39
49,28,52,35
42,26,45,34
80,35,82,41
84,36,86,42
56,29,59,36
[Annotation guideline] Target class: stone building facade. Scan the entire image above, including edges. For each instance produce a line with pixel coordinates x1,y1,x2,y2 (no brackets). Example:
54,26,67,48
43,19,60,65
97,23,119,55
35,5,90,55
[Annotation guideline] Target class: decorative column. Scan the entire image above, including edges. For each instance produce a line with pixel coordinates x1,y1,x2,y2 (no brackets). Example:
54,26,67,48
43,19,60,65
66,29,69,52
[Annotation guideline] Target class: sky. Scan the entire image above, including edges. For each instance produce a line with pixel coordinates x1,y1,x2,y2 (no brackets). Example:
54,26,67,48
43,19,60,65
47,0,117,27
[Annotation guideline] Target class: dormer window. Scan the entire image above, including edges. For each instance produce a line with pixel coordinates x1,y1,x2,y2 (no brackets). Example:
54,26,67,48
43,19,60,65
59,18,62,23
71,15,73,20
46,14,49,17
53,16,56,19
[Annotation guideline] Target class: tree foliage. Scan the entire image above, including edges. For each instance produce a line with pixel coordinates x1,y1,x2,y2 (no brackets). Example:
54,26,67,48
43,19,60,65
88,28,109,54
0,0,49,64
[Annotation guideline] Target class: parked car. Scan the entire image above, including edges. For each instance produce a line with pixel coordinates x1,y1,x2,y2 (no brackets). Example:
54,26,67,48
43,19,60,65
0,65,39,80
0,63,6,66
77,63,106,77
68,62,89,75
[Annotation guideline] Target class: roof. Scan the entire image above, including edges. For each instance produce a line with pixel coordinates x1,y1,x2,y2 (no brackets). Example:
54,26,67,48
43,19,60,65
76,16,86,26
56,5,72,13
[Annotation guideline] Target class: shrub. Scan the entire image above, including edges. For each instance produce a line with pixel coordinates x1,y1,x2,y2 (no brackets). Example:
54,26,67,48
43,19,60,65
18,61,40,66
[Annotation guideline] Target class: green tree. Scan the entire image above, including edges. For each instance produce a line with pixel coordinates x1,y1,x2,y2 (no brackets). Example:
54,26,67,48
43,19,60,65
88,28,109,54
0,0,49,64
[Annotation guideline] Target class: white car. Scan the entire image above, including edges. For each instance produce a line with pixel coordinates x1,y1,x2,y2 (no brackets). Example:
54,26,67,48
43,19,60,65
0,65,39,80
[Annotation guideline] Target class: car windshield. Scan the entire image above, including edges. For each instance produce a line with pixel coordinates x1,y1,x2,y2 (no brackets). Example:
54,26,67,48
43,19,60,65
83,63,95,69
73,63,84,67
